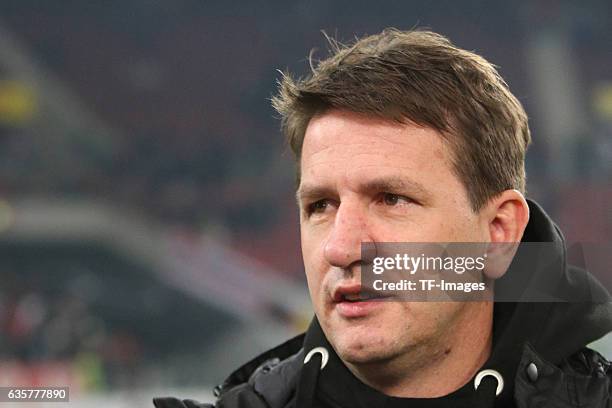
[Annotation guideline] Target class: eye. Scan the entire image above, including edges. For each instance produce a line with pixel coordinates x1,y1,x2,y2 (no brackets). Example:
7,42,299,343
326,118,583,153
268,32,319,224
306,199,330,216
380,193,414,207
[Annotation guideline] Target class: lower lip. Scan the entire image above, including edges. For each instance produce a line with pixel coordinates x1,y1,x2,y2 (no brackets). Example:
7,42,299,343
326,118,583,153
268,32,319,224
334,299,386,318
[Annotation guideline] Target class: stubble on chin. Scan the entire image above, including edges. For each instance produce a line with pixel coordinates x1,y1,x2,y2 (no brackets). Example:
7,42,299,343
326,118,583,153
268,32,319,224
326,319,407,366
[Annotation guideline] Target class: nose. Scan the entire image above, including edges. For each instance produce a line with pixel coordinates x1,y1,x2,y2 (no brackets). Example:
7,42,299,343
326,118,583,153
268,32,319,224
323,200,370,270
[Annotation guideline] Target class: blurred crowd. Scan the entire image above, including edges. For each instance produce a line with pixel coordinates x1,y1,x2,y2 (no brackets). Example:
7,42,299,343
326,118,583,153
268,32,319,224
0,274,142,390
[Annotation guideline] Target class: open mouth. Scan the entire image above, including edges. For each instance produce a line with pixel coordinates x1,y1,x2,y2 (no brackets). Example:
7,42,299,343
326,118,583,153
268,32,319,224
331,284,392,318
339,292,387,302
332,284,391,303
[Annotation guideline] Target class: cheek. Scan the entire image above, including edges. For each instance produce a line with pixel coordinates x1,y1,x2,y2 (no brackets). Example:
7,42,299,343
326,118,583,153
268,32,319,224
452,218,487,242
408,302,464,333
301,231,325,299
432,212,483,242
303,263,321,292
300,221,322,258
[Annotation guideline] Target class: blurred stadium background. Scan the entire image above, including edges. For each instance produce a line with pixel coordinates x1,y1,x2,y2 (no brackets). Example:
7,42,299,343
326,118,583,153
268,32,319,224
0,1,610,406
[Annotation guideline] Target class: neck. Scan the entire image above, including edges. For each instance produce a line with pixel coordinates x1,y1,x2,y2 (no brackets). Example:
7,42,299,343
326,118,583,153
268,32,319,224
344,302,494,398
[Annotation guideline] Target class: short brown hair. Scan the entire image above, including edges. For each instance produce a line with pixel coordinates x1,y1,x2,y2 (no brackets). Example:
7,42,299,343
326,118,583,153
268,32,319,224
272,28,531,211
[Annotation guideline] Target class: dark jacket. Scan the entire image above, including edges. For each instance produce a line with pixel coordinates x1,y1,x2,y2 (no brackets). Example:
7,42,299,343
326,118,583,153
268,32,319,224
154,201,612,407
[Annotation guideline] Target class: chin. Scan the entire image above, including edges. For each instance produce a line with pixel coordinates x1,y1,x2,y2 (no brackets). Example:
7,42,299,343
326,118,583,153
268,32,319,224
332,330,394,365
338,344,393,365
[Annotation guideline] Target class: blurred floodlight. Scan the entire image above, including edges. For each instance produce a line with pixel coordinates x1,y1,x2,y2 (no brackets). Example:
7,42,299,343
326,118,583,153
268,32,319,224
0,79,37,125
593,82,612,120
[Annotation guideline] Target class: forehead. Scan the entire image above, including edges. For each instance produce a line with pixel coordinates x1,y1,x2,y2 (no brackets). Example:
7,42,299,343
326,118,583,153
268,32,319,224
300,110,454,188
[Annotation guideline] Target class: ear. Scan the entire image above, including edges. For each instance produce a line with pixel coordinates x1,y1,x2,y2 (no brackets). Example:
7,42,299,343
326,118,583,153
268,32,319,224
485,189,530,244
481,190,530,279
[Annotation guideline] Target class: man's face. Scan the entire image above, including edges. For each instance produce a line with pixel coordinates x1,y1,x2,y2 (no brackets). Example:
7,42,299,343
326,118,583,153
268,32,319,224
298,109,490,366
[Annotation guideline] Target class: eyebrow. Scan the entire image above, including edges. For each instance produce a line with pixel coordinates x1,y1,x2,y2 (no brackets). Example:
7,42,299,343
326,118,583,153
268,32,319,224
296,176,431,206
361,177,430,198
295,185,336,207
